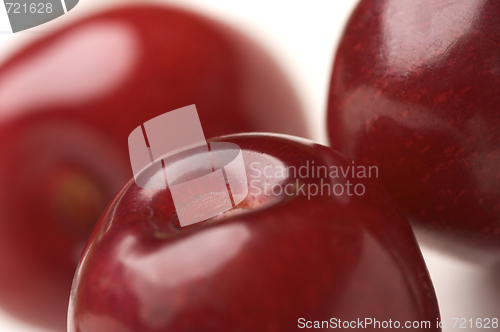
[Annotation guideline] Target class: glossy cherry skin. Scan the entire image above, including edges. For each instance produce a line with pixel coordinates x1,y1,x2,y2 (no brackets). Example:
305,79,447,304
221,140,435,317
328,0,500,262
68,134,440,332
0,5,307,330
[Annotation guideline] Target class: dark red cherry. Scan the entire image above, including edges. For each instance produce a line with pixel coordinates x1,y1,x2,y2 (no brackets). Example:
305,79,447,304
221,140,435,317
328,0,500,262
69,134,440,332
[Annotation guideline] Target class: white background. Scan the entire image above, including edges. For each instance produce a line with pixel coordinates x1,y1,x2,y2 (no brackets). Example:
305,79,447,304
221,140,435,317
0,0,499,331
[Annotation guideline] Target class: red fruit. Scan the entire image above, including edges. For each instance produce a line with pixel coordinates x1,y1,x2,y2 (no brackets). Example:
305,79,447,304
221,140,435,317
327,0,500,262
0,5,306,330
68,134,440,332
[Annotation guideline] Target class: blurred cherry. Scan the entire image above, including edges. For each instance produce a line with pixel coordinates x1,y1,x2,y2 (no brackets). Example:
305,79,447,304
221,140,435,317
0,5,307,330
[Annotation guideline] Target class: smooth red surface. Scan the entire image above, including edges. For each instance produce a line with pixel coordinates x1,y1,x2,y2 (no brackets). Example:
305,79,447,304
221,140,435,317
0,5,307,330
328,0,500,262
69,134,440,332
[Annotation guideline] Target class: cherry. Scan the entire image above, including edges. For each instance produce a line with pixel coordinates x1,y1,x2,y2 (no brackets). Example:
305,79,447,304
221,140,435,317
69,134,440,332
328,0,500,262
0,5,307,330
